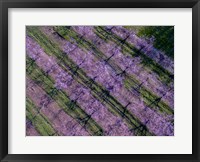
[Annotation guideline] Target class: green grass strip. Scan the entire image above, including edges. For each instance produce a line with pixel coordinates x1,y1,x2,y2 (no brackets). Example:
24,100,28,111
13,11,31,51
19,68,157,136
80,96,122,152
26,97,58,136
124,76,173,115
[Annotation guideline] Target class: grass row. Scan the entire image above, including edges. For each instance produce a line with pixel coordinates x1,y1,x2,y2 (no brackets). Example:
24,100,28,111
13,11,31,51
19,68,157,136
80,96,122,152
26,97,57,136
124,76,173,115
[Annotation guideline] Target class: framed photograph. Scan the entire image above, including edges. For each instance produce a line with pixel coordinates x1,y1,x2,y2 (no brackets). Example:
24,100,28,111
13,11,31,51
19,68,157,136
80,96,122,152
0,0,199,161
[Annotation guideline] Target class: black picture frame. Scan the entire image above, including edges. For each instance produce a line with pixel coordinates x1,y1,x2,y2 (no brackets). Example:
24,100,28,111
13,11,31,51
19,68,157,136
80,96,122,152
0,0,199,161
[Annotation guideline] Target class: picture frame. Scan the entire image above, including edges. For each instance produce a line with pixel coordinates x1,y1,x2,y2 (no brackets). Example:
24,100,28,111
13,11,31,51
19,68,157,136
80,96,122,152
0,0,199,161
